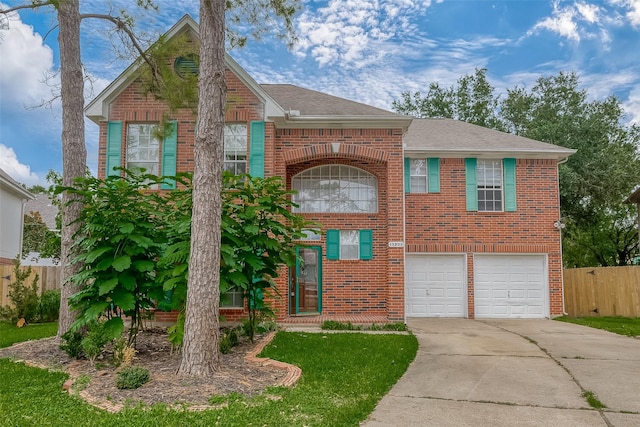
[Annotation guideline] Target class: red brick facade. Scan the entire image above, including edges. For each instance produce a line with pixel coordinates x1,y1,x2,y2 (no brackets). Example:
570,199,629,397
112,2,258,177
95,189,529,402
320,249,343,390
92,31,568,323
405,158,564,317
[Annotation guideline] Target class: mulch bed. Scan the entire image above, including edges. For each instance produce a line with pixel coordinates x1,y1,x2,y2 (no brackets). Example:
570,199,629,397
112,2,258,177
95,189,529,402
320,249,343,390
0,327,290,410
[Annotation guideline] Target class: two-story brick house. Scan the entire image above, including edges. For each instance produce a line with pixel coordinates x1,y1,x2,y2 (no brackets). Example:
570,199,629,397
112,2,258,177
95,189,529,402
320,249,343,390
86,15,574,323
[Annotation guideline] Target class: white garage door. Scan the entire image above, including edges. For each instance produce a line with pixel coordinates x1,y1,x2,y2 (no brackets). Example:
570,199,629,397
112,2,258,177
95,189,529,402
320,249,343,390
406,255,466,317
474,255,547,319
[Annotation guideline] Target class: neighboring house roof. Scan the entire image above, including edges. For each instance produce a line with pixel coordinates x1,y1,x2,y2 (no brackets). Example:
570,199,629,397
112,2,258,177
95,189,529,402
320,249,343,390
404,118,576,160
625,186,640,204
0,168,34,200
25,194,58,230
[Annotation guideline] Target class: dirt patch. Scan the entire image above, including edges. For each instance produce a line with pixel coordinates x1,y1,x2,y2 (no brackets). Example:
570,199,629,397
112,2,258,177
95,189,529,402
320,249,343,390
0,328,290,410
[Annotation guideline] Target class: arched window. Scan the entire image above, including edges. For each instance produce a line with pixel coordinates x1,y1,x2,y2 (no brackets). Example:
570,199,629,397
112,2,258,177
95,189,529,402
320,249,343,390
292,165,378,213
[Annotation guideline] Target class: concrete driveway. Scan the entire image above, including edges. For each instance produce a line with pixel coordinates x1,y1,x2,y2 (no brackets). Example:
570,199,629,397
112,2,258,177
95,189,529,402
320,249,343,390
362,319,640,427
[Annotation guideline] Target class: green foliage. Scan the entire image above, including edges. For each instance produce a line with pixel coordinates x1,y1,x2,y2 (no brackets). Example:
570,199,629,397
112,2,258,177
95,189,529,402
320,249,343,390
64,169,169,345
0,259,40,323
394,70,640,267
159,172,317,343
555,316,640,337
115,366,150,390
582,391,607,409
167,311,185,353
60,330,84,359
0,321,57,348
1,332,418,426
81,321,112,363
393,68,503,130
38,290,60,322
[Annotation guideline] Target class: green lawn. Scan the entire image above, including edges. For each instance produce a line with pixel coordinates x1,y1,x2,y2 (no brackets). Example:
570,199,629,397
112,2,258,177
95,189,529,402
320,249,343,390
555,316,640,337
0,331,418,426
0,321,58,348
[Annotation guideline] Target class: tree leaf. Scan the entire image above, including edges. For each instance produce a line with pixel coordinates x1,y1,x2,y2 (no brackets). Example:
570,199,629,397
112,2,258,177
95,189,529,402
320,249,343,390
85,246,112,263
111,289,136,312
119,223,135,234
102,317,124,340
112,255,131,272
132,260,155,272
98,277,119,295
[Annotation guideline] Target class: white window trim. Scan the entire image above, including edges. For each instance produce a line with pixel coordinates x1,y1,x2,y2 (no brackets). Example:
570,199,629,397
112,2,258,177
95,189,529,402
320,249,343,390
477,159,504,212
224,123,248,175
409,158,428,194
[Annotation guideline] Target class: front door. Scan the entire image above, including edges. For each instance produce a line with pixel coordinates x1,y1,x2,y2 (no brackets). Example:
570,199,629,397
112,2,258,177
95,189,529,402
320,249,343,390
290,246,322,314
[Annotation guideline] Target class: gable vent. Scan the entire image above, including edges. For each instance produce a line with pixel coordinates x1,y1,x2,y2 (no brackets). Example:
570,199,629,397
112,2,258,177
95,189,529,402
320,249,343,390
174,54,199,78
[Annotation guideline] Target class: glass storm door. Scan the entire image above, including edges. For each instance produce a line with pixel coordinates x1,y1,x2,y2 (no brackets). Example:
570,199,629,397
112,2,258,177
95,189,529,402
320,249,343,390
290,246,322,314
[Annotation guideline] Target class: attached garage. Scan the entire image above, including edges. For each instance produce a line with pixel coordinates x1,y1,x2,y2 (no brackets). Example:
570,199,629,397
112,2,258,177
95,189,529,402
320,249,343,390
474,255,548,319
405,255,466,317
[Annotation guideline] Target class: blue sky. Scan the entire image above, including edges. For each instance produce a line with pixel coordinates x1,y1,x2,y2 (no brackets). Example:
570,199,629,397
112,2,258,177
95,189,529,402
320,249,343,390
1,0,639,186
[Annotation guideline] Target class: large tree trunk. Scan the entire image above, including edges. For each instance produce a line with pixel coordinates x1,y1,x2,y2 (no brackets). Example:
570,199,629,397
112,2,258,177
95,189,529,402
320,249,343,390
56,0,86,338
178,0,226,376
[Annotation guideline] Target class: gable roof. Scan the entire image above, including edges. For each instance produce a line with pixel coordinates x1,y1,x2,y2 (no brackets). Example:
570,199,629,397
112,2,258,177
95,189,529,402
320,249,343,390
0,168,34,200
404,118,576,160
85,15,411,130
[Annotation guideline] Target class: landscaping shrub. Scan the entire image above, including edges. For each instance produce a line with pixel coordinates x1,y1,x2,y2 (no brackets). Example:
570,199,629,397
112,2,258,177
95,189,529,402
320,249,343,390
60,330,84,359
116,366,150,389
0,259,40,323
38,290,60,322
81,321,111,363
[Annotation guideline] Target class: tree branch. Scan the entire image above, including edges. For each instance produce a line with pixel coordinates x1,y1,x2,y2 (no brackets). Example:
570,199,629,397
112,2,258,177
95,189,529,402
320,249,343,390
0,1,55,15
80,13,153,66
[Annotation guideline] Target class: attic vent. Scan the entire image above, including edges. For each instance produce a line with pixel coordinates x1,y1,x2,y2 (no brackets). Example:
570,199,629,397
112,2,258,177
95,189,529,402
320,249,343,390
174,54,199,78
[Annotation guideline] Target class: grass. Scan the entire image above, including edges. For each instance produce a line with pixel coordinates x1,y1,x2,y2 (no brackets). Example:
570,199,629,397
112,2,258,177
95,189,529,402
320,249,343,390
555,316,640,337
582,391,607,409
0,321,58,348
0,331,418,426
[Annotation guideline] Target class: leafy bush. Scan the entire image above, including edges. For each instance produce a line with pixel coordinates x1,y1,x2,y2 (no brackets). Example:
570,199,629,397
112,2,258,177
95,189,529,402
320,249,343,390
60,330,84,359
81,321,111,363
116,366,149,390
0,260,40,323
38,290,60,322
219,327,240,354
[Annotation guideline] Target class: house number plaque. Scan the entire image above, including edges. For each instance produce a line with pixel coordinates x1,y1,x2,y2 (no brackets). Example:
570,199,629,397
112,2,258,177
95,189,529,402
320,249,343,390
388,241,404,248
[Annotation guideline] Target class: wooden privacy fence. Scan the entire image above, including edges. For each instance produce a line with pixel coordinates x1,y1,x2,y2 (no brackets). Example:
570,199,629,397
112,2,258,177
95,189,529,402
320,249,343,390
1,265,62,308
563,266,640,317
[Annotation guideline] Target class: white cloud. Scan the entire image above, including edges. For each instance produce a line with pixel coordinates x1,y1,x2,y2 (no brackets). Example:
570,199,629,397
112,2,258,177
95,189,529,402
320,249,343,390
576,2,601,23
609,0,640,26
531,1,581,41
294,0,438,68
0,144,40,186
622,86,640,124
0,5,56,109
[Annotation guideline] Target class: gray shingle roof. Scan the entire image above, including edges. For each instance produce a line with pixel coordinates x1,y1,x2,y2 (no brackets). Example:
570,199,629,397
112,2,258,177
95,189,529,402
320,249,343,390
405,118,576,159
261,84,398,117
0,168,34,200
25,194,59,230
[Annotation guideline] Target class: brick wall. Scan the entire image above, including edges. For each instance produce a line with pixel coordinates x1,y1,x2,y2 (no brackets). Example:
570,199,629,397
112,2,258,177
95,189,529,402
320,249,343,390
405,157,564,317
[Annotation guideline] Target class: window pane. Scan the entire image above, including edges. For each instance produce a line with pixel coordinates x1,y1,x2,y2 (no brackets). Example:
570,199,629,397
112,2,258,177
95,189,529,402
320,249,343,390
477,160,503,211
340,230,359,260
127,124,160,184
224,124,247,174
292,166,378,213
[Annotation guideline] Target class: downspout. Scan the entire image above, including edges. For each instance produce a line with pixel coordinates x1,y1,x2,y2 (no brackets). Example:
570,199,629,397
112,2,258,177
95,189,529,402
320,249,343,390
557,157,569,316
402,141,407,325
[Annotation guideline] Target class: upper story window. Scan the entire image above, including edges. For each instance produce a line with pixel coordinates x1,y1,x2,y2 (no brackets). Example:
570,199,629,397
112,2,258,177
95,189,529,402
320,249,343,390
224,124,247,175
126,123,160,176
409,159,428,193
292,165,378,213
477,159,503,211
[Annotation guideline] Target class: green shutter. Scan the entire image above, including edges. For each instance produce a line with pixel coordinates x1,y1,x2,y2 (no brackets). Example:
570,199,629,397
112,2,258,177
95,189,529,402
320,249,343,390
359,229,373,260
161,121,178,190
326,229,340,260
503,158,517,212
404,157,411,193
427,158,440,193
249,121,265,178
465,158,478,211
106,121,122,177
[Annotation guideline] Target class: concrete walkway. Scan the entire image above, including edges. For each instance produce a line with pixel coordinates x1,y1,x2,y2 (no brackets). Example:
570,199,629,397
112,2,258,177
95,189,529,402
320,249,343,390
362,319,640,427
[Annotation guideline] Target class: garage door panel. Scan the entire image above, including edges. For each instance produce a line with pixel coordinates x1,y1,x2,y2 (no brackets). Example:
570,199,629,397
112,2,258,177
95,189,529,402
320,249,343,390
474,255,547,319
406,255,466,318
